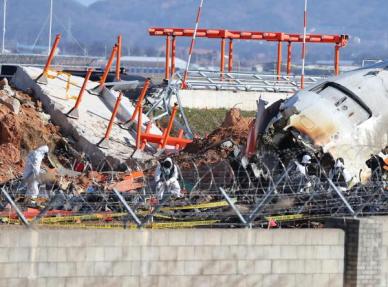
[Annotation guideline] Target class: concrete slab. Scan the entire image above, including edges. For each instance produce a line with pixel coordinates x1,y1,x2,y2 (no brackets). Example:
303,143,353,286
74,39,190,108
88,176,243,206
179,90,292,111
11,66,158,168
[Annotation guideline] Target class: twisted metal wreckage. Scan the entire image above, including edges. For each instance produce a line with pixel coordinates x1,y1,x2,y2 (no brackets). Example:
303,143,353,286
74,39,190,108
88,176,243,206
1,61,388,229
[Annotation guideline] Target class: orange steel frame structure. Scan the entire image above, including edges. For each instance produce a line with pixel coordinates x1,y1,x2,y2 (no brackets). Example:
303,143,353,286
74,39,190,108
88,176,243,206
149,27,349,81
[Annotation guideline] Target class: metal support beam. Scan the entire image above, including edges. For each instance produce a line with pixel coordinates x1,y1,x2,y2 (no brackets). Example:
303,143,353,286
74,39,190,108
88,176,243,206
100,45,118,87
113,189,142,227
171,36,176,77
220,38,226,79
219,187,247,225
327,178,355,215
228,39,233,72
165,35,171,80
334,44,340,76
276,41,282,80
287,42,292,75
1,188,30,227
149,27,349,45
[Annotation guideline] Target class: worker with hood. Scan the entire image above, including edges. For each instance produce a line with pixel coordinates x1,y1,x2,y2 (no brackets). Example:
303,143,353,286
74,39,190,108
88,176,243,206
329,158,353,191
295,154,312,176
23,145,49,199
154,157,181,199
290,154,313,193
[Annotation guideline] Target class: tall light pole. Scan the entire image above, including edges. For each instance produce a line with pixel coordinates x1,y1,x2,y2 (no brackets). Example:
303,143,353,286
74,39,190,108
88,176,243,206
300,0,308,89
2,0,7,54
48,0,53,54
181,0,205,88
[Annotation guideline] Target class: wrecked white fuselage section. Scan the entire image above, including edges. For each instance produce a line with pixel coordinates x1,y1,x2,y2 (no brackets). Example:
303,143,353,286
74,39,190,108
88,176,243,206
259,62,388,182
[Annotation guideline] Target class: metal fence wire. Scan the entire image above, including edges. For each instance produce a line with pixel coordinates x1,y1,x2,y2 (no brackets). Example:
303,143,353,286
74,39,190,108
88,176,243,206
0,147,387,229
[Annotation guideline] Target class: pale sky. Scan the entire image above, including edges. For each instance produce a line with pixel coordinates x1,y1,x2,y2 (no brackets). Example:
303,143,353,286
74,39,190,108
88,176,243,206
76,0,99,5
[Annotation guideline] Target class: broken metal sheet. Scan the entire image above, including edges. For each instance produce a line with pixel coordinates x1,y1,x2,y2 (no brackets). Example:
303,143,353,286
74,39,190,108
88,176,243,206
105,80,139,91
277,62,388,182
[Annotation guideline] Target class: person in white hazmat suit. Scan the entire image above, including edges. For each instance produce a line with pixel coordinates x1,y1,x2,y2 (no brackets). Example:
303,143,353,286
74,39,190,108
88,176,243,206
154,157,181,199
292,154,313,193
329,158,353,191
22,145,49,198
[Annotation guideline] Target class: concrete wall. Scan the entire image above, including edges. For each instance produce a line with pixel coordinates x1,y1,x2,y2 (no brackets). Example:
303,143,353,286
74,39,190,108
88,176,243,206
326,217,388,287
379,218,388,287
179,90,292,111
0,228,344,287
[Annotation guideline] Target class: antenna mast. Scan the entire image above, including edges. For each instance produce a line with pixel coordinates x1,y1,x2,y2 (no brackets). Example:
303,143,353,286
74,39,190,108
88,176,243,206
2,0,6,54
48,0,53,55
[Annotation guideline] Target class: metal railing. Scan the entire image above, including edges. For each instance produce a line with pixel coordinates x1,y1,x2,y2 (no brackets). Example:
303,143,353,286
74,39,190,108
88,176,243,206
176,70,324,93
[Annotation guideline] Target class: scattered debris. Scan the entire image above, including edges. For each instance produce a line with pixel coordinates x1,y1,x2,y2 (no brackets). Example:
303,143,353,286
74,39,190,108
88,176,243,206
1,60,388,230
0,89,61,183
180,108,252,166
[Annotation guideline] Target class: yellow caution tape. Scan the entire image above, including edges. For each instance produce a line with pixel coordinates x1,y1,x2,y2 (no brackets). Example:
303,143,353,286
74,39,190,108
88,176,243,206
38,211,176,225
1,199,233,226
45,69,79,100
265,214,304,222
2,211,176,226
161,199,236,211
38,212,128,224
37,223,136,230
0,217,20,224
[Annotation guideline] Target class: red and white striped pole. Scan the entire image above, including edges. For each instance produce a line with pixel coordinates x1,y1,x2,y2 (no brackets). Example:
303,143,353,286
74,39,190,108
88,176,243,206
181,0,205,89
300,0,308,89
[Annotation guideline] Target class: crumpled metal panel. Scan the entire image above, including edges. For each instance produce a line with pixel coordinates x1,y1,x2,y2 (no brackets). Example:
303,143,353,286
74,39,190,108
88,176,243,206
279,62,388,181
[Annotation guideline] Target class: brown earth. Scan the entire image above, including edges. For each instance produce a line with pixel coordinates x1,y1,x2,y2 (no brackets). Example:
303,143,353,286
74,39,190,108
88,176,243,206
0,90,61,183
176,108,253,167
0,91,253,185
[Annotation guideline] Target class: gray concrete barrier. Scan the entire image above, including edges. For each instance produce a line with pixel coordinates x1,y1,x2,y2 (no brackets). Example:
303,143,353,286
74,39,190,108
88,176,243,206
178,90,292,111
0,228,344,287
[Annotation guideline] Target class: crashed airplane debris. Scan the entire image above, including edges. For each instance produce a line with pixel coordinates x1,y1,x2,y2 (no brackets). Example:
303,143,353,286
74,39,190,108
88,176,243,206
0,60,387,228
245,61,388,184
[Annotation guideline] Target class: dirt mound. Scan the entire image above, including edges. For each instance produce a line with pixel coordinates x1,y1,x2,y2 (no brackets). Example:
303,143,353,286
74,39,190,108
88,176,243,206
178,108,253,167
206,108,252,145
221,108,251,129
0,113,21,145
0,90,61,183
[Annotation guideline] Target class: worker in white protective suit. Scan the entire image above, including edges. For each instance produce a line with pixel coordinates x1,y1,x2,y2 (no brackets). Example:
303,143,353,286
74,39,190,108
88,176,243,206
292,154,313,193
154,157,181,199
22,145,49,199
295,154,312,176
329,158,353,191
